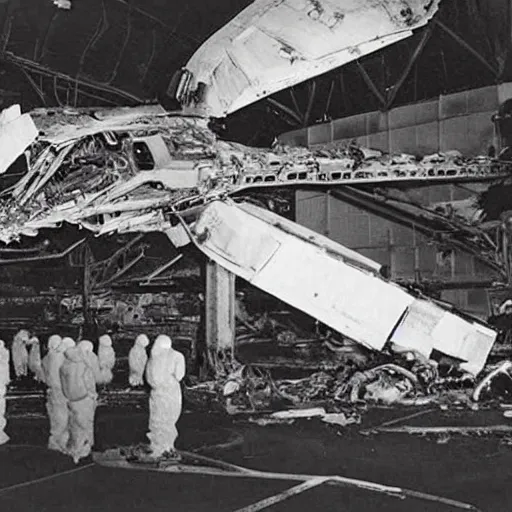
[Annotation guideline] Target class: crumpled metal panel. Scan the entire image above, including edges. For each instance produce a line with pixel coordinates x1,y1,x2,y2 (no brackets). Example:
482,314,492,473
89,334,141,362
183,0,441,117
188,200,415,350
186,200,496,365
0,105,38,175
391,298,497,375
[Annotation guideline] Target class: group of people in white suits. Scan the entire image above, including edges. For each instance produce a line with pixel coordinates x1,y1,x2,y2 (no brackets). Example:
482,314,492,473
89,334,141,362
42,334,116,463
0,330,185,464
1,329,47,445
11,329,44,382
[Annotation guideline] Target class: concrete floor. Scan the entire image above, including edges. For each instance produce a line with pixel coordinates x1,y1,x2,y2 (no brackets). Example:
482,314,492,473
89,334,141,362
1,394,512,512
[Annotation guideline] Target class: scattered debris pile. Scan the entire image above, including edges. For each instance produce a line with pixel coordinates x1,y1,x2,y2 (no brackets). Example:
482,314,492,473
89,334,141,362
189,353,512,422
193,334,512,412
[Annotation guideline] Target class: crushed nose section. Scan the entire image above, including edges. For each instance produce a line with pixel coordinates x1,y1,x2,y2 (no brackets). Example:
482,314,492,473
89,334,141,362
174,0,442,117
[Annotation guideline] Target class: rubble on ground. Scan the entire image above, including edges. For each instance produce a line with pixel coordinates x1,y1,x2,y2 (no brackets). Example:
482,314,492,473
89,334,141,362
186,350,512,421
473,361,512,402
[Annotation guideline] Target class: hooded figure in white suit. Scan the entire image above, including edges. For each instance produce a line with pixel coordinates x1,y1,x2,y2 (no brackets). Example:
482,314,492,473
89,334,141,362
60,337,76,355
0,340,10,445
78,340,102,384
98,335,115,384
145,335,185,457
28,336,44,382
11,329,29,378
42,334,69,452
60,345,96,463
128,334,149,387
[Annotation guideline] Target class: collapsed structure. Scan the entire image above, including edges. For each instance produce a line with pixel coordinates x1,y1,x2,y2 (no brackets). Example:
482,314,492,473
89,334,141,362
0,101,503,387
0,0,510,408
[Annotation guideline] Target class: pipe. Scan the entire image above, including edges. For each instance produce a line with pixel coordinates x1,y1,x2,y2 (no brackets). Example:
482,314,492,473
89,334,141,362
0,238,85,266
0,241,50,254
142,253,183,284
94,450,480,511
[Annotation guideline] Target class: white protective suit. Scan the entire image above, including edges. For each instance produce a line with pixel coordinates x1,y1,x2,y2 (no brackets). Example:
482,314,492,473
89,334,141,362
0,340,10,445
98,335,115,384
41,335,69,452
60,337,76,351
11,329,30,378
60,345,96,463
128,334,149,387
78,340,103,383
145,335,186,457
28,336,44,382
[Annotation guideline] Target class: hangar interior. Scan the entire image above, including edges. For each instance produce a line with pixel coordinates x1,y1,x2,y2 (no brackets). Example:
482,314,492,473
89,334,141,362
2,2,512,511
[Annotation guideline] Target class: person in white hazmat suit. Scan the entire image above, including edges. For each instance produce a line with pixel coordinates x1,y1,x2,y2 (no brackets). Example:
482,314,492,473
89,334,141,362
60,344,97,463
41,334,70,452
77,340,104,451
128,334,149,387
28,336,44,382
78,340,102,383
60,337,76,351
11,329,30,378
145,335,185,457
0,340,10,445
98,334,115,385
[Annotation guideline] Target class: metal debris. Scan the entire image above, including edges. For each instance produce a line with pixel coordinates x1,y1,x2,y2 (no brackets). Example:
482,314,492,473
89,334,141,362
377,425,512,435
0,104,509,248
271,407,326,420
321,412,360,427
472,361,512,401
178,0,441,117
0,103,504,415
346,364,419,405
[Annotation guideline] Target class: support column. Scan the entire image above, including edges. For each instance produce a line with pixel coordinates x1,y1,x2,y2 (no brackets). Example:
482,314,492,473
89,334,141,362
81,242,94,339
205,260,235,376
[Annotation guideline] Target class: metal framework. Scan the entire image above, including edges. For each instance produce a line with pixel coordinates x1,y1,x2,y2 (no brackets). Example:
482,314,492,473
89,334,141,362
88,233,147,289
0,238,85,265
268,2,512,130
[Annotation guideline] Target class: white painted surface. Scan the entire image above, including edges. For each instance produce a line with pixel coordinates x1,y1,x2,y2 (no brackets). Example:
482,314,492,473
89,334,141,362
0,105,38,175
392,299,497,375
184,0,441,117
191,200,414,350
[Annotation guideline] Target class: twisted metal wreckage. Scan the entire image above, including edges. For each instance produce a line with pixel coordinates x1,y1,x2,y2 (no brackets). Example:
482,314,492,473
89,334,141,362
0,0,510,407
0,102,505,390
4,105,500,512
2,2,512,506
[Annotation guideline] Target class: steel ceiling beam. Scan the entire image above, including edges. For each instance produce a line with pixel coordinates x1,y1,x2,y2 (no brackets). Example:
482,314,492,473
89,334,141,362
289,89,304,122
433,18,500,78
110,0,198,47
303,80,317,127
5,52,143,104
267,97,303,126
323,79,335,119
385,24,435,110
356,60,386,107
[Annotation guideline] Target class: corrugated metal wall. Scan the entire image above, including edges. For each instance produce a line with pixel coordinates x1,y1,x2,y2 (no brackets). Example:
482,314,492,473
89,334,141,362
296,188,498,318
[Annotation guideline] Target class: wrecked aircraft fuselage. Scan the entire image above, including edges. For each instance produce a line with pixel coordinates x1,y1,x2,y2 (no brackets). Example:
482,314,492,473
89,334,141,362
0,102,504,382
0,0,505,387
